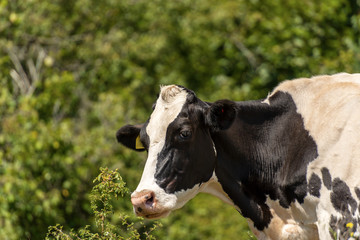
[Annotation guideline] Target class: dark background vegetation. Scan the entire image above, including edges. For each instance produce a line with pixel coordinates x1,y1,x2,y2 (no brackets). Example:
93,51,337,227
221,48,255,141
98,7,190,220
1,0,359,239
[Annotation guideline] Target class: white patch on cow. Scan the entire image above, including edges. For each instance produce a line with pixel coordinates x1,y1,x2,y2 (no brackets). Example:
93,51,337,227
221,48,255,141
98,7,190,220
280,222,318,240
266,73,360,239
133,85,196,212
172,183,203,209
263,198,319,240
200,172,236,207
261,92,272,105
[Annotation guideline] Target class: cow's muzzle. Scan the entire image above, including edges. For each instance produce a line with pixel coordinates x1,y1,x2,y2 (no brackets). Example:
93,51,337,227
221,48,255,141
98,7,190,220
131,190,170,219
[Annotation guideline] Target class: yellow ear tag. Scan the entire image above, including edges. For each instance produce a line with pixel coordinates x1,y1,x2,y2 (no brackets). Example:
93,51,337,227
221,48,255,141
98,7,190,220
135,135,145,150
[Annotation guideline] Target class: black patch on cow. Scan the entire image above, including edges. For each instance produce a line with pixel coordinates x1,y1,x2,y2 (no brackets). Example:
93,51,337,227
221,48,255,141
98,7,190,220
321,167,332,190
308,173,321,197
116,124,146,152
329,176,359,239
215,163,273,230
154,92,217,193
139,121,150,150
331,178,357,215
355,187,360,200
205,99,237,131
212,91,319,230
356,187,360,219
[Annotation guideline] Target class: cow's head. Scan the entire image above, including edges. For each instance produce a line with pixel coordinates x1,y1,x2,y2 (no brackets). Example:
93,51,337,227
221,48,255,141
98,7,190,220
116,85,236,219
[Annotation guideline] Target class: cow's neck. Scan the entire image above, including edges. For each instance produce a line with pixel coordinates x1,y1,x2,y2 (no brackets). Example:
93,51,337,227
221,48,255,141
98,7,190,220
200,173,236,207
211,91,318,230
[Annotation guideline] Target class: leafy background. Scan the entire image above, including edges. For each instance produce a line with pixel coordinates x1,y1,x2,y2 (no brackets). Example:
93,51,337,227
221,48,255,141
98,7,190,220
0,0,359,239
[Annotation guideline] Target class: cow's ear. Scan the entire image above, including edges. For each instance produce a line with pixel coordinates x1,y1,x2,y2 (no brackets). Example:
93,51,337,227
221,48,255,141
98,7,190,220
116,124,145,151
205,100,236,131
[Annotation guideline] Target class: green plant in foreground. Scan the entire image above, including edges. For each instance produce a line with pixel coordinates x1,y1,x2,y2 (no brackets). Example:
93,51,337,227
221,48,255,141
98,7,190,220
46,168,161,240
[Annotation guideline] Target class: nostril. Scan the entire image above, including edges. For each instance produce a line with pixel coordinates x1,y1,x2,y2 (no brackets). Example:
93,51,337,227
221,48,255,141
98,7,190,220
131,190,156,210
145,195,154,206
144,192,155,207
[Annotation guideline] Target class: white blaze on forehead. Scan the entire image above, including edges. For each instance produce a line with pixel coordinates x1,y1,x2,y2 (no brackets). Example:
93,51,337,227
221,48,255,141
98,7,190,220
133,85,189,209
147,85,189,147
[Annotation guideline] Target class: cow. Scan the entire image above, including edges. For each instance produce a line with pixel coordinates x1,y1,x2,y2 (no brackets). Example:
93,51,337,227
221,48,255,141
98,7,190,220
116,73,360,240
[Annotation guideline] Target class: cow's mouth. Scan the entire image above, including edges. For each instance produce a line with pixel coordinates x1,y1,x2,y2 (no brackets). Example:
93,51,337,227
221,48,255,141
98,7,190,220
135,209,171,219
145,210,170,219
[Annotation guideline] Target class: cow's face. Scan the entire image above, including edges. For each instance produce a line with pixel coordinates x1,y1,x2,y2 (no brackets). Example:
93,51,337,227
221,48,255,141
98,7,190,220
116,85,236,219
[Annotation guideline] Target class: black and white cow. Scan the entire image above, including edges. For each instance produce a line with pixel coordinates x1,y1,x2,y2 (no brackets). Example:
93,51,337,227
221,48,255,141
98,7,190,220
116,73,360,240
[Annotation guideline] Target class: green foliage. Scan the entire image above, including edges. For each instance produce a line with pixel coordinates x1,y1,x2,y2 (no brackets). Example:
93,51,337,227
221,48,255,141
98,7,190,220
0,0,359,239
90,167,129,238
46,168,161,240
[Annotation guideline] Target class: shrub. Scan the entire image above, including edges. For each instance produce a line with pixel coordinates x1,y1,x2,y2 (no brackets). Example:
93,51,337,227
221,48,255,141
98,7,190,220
46,168,161,240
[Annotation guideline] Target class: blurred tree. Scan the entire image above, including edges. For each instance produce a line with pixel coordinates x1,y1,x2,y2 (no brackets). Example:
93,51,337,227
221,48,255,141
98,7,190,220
0,0,359,239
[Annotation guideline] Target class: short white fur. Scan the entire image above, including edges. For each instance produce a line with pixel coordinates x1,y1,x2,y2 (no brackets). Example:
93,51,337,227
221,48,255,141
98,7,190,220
133,85,193,212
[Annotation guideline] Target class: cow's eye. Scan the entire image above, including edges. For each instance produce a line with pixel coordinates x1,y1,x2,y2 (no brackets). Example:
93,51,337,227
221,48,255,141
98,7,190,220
179,130,192,139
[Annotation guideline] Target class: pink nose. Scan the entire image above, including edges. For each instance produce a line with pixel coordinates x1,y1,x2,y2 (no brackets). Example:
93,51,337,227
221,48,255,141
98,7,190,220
131,190,156,214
